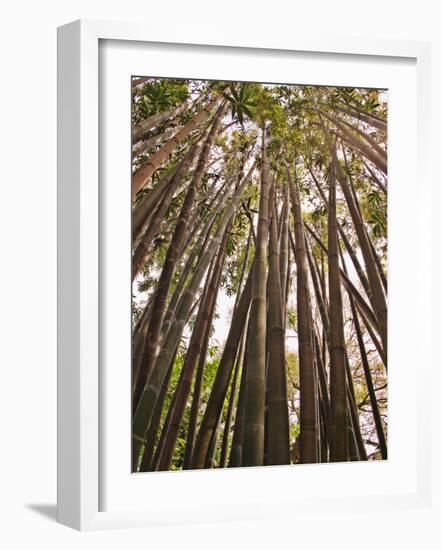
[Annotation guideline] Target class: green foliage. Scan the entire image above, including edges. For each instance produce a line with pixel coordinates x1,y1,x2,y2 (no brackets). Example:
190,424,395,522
290,422,301,441
135,79,189,119
286,351,300,386
286,308,298,332
361,189,387,239
225,83,259,125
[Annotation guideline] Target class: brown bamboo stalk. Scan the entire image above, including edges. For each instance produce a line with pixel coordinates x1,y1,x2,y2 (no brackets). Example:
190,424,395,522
345,160,388,295
132,96,223,198
228,317,252,468
219,329,245,468
279,185,290,309
327,159,349,462
132,99,192,143
266,202,291,465
363,160,387,195
286,161,319,464
242,127,271,467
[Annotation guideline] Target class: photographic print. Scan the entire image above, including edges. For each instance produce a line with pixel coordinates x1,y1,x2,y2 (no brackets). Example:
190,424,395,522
131,78,387,472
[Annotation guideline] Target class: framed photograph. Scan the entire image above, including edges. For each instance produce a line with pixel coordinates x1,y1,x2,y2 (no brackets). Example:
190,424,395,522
57,19,432,530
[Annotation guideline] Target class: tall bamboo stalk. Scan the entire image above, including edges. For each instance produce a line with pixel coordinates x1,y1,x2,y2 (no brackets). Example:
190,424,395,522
279,186,290,309
327,159,349,462
242,127,270,467
266,202,290,465
228,319,251,468
286,161,318,464
133,97,194,143
219,329,245,468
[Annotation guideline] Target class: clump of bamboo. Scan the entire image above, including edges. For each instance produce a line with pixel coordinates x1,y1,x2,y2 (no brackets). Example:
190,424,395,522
131,79,388,471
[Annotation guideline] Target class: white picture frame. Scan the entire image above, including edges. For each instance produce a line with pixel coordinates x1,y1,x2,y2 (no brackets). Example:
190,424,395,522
57,19,433,531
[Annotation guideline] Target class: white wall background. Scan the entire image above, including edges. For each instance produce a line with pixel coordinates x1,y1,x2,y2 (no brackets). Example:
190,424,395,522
0,1,440,547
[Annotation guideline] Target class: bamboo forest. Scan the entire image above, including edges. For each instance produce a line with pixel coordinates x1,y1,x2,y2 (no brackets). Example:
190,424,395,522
131,77,388,472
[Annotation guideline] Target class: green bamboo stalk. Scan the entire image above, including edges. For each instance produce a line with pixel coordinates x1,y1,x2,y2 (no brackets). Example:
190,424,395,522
242,127,271,467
